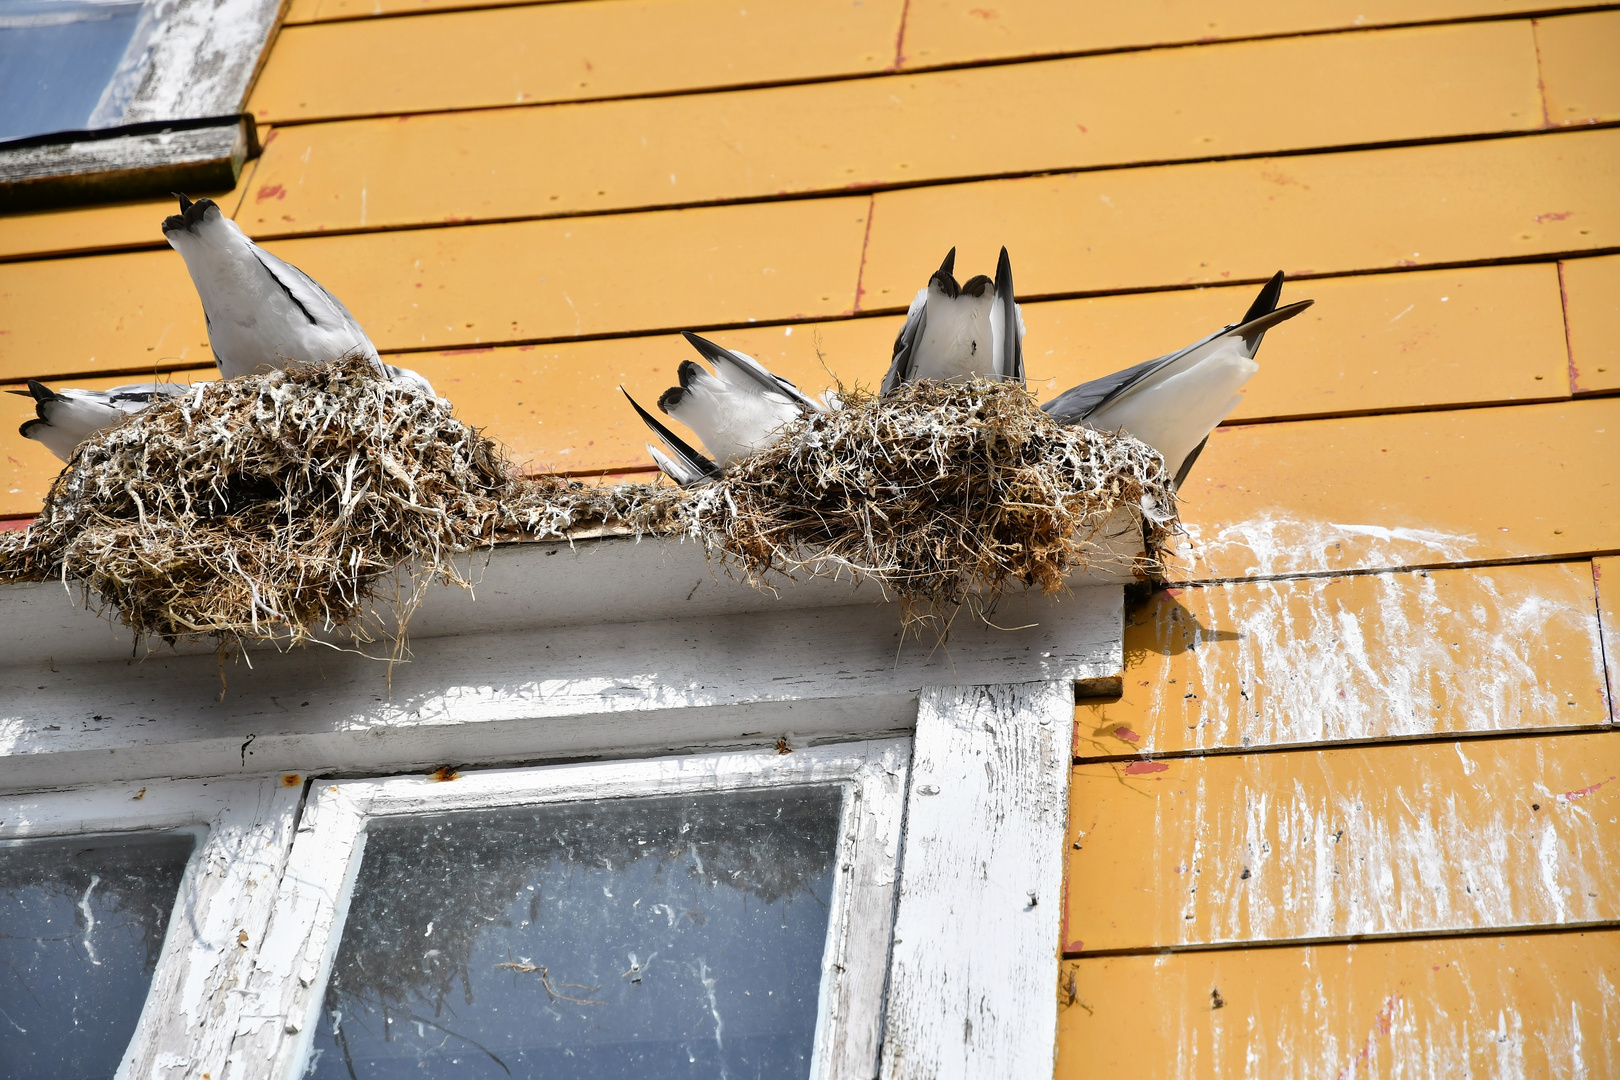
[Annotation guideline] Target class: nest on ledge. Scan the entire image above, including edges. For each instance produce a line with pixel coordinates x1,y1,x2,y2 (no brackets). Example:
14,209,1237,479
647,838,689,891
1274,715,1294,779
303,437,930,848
0,358,1177,652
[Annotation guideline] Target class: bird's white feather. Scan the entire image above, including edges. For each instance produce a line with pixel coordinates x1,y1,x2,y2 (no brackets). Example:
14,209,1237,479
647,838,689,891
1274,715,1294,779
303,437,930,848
21,383,194,462
907,280,999,383
663,363,799,466
1084,335,1259,477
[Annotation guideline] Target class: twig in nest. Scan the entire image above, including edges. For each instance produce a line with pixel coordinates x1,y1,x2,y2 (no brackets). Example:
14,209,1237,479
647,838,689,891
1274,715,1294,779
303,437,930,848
493,962,605,1005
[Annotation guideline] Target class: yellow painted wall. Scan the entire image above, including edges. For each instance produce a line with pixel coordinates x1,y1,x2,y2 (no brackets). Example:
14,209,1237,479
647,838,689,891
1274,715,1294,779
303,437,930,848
1,2,1617,1073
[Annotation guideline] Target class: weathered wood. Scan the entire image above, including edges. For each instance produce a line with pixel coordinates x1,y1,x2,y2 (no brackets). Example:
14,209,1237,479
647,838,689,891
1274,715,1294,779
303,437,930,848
880,681,1074,1079
113,0,283,126
1597,558,1619,722
1076,562,1611,758
0,120,250,211
1170,398,1620,580
0,774,304,1080
1562,254,1620,396
1056,929,1620,1079
1066,732,1620,953
0,539,1125,792
226,742,907,1079
858,128,1620,312
242,20,1541,235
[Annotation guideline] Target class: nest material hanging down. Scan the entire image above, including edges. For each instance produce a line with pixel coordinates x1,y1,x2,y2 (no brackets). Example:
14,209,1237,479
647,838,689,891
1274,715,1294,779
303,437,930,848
0,357,1177,649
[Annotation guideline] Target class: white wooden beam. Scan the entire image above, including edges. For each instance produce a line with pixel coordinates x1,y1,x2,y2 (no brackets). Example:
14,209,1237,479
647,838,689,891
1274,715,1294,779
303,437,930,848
879,681,1074,1079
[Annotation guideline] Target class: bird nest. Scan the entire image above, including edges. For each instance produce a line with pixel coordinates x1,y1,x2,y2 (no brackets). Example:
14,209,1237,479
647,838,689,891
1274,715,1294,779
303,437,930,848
0,358,1177,653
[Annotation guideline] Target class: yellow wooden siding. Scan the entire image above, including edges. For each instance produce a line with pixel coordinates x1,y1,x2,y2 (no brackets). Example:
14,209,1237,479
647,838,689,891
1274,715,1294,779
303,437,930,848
1065,731,1620,952
241,21,1542,237
1057,930,1620,1078
1536,10,1620,126
1075,562,1610,759
2,262,1575,515
899,0,1614,68
859,130,1620,311
1171,399,1620,580
248,0,904,123
1563,254,1620,396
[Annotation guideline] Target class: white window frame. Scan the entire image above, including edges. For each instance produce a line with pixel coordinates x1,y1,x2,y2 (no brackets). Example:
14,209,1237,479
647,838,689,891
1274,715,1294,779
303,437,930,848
2,535,1128,1078
230,740,909,1078
0,0,281,207
0,773,305,1077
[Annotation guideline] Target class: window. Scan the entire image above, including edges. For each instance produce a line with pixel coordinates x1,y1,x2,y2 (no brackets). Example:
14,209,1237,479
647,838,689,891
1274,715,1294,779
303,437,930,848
3,537,1109,1077
0,0,279,208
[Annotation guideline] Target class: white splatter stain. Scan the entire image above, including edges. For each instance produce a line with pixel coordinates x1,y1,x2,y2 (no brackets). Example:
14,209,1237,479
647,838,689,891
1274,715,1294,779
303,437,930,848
1174,512,1478,580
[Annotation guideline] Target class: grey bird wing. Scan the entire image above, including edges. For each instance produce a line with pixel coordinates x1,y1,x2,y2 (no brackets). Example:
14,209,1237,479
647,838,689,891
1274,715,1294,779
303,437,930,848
622,388,722,486
994,246,1024,384
881,247,956,395
252,245,379,357
1042,275,1310,426
680,332,825,413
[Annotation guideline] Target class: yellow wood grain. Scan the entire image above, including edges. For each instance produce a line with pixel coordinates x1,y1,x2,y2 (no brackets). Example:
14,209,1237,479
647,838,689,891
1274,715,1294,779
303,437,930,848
1562,254,1620,395
0,198,870,383
1598,558,1619,723
283,0,564,21
248,0,904,124
0,164,257,262
241,21,1541,237
1056,930,1620,1078
1075,563,1610,759
860,129,1620,310
900,0,1613,67
1,370,214,518
0,264,1574,516
1536,10,1620,127
1064,732,1620,952
1170,398,1620,580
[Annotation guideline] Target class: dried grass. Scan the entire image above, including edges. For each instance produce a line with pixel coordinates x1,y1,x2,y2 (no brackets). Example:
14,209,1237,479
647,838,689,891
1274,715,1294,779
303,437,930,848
0,359,1176,652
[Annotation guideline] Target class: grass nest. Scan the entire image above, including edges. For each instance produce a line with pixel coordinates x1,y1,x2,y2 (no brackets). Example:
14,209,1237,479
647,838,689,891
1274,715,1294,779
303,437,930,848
0,359,1176,652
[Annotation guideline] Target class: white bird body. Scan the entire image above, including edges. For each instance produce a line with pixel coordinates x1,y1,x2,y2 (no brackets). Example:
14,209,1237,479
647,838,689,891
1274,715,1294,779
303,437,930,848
163,196,433,394
14,381,195,462
882,247,1025,393
1042,272,1311,488
656,332,826,469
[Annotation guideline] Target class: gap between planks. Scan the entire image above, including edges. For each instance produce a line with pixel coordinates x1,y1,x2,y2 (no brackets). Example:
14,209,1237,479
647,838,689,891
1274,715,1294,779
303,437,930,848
1062,917,1620,960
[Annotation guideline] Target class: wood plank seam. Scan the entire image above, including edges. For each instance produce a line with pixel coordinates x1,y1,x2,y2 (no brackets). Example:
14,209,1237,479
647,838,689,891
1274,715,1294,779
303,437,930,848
1062,917,1620,960
1072,721,1613,767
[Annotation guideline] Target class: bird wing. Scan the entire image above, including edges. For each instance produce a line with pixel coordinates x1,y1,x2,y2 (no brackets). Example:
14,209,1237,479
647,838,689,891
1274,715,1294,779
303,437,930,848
880,286,930,395
622,389,722,486
680,332,825,413
250,244,379,359
1042,281,1310,425
993,247,1024,384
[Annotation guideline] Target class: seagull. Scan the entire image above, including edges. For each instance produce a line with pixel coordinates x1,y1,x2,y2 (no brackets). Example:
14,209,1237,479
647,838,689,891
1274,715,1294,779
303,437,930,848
649,331,827,467
1041,272,1313,489
621,388,721,487
11,380,194,462
162,194,433,393
880,246,1025,394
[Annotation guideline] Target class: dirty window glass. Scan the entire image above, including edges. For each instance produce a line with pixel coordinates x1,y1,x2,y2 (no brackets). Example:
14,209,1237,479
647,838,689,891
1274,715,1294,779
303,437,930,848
0,831,195,1080
309,785,844,1079
0,0,146,142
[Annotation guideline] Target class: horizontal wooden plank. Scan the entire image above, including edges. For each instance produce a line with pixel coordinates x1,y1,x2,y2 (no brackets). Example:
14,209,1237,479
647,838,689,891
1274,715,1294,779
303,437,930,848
1563,254,1620,395
902,0,1615,69
0,164,256,262
282,0,563,21
0,197,870,384
1599,558,1619,722
0,263,1574,516
1536,10,1620,127
1171,398,1620,580
1075,562,1610,758
248,0,904,124
859,129,1620,310
1065,731,1620,952
242,20,1542,237
1056,930,1620,1079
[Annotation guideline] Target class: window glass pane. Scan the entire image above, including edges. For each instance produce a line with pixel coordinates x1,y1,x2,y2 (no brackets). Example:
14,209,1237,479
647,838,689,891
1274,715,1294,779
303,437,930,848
0,0,145,142
0,831,196,1080
310,784,844,1079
